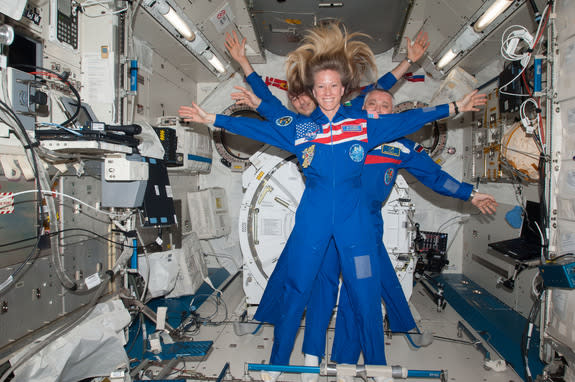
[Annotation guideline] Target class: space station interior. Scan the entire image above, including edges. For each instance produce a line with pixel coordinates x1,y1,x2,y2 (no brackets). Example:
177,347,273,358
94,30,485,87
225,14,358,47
1,0,575,381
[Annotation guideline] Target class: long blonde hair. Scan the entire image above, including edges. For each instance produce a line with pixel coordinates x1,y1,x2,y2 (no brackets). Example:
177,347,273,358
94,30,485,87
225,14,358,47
286,21,377,100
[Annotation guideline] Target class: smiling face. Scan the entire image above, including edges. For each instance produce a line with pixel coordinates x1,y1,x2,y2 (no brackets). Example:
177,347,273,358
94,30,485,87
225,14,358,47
363,90,393,115
289,93,316,116
312,69,345,119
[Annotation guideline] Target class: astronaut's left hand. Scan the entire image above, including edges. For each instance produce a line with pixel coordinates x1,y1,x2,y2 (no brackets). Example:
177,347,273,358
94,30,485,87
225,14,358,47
471,192,498,215
179,103,216,124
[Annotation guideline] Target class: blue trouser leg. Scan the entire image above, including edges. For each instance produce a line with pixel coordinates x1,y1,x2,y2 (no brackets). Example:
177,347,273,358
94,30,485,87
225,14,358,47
378,246,417,332
334,212,386,365
374,213,417,333
331,280,363,364
255,252,288,326
266,231,331,365
330,208,418,364
302,238,341,358
331,244,417,364
331,243,416,364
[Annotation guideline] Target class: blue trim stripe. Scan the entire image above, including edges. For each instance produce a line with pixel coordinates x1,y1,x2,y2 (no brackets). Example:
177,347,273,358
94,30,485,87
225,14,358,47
187,154,212,164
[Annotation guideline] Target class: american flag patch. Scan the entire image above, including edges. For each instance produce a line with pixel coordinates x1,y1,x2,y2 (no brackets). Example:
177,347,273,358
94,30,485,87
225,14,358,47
295,118,367,145
295,120,321,144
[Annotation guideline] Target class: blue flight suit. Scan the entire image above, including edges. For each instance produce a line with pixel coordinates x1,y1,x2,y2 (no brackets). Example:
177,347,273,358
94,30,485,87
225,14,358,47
244,72,426,361
214,102,450,365
328,138,473,364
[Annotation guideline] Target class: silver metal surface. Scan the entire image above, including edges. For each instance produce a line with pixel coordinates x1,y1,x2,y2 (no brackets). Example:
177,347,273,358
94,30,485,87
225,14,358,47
250,0,410,56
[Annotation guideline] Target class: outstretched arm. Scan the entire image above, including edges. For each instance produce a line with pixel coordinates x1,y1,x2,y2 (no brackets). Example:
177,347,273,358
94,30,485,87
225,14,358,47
231,85,298,124
400,140,498,214
179,103,294,152
390,31,430,80
366,89,487,150
226,31,288,114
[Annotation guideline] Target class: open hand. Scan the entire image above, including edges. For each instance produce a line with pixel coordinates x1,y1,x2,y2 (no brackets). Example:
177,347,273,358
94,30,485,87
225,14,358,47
225,31,247,63
231,86,262,109
178,103,215,124
471,192,498,215
406,31,430,63
456,90,488,113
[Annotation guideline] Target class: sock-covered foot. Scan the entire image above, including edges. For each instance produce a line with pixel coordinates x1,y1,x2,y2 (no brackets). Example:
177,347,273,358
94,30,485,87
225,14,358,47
301,354,319,382
336,363,355,382
373,377,393,382
406,329,434,348
262,371,281,382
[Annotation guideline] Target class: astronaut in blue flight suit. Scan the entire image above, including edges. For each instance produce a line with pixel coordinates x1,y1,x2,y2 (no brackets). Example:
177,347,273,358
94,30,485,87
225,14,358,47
316,89,498,375
230,84,495,377
218,29,488,375
180,72,482,365
225,29,435,366
224,29,427,334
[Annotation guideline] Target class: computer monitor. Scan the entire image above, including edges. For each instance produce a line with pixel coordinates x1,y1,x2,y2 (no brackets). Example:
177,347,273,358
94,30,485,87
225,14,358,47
7,33,43,72
60,96,99,129
521,201,543,245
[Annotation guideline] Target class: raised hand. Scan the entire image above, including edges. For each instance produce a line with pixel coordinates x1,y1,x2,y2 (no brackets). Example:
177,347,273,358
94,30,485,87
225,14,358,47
225,31,246,63
406,31,430,63
178,103,215,124
231,86,261,109
454,90,488,113
471,192,498,215
225,31,253,76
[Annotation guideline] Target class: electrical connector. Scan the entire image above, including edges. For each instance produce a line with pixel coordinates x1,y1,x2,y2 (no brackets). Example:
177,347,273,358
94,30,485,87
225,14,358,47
60,71,71,82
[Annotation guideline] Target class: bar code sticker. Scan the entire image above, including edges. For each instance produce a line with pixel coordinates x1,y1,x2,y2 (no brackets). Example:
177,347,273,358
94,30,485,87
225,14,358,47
0,192,14,214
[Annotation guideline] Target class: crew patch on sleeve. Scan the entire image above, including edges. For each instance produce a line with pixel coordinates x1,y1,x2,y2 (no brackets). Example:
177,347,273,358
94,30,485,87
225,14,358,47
384,168,395,185
276,116,293,126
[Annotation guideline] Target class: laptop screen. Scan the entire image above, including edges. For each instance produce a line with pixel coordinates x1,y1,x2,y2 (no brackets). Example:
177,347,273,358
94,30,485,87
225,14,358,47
521,201,543,245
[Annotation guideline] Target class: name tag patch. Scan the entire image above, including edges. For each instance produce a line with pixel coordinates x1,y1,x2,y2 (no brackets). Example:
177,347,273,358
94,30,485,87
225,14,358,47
381,145,401,157
342,124,362,132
